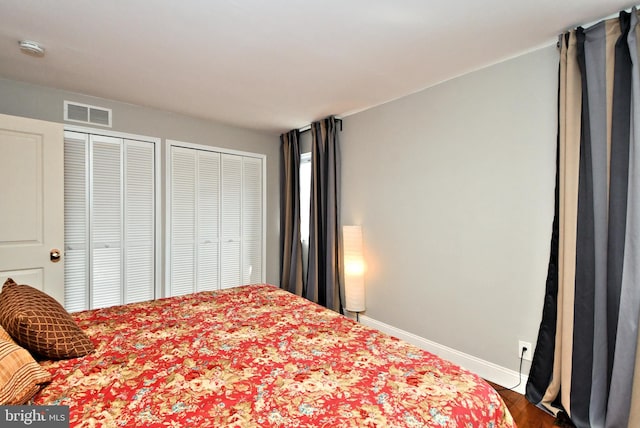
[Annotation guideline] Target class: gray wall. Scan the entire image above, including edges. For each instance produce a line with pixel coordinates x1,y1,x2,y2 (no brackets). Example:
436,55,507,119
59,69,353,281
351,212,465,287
2,43,558,373
340,45,558,372
0,78,281,286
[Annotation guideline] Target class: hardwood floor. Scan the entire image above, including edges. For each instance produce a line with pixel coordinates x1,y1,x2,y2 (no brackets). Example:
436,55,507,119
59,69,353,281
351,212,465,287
489,382,575,428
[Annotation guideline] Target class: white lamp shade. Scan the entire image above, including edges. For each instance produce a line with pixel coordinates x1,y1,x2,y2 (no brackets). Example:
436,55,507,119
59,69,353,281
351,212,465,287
343,225,365,312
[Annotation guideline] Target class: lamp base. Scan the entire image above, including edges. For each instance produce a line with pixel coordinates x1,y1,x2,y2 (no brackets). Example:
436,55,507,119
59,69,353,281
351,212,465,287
345,309,363,322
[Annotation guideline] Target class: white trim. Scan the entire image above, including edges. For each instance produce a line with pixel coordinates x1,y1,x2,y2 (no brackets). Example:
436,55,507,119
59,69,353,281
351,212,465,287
153,138,162,301
167,139,265,160
261,156,267,285
358,314,528,395
164,142,172,298
64,124,161,145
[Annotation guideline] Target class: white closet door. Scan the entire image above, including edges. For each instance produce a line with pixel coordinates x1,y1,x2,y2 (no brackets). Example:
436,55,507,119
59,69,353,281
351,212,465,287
91,135,122,309
64,132,89,312
220,154,242,289
64,131,158,311
242,157,263,284
167,143,264,296
170,146,197,296
197,151,220,291
124,140,155,304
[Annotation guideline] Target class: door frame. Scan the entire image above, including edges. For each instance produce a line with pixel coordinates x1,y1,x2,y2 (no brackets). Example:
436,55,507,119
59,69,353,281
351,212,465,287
64,125,162,304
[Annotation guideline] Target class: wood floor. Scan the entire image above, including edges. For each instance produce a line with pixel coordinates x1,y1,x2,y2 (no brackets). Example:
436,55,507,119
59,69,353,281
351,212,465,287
489,382,575,428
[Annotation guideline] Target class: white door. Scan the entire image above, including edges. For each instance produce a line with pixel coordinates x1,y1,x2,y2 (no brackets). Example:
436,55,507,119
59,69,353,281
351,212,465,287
167,143,265,296
220,153,242,289
242,156,263,284
0,113,64,304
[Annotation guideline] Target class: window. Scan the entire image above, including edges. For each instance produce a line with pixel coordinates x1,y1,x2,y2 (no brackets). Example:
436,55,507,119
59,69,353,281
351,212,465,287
300,152,311,277
300,152,311,244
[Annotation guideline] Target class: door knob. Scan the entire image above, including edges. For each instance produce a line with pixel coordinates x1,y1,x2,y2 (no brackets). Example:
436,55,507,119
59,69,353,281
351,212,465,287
50,249,61,263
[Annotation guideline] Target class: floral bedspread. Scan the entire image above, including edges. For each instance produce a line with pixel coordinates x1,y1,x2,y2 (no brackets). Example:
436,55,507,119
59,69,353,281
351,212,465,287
34,284,515,427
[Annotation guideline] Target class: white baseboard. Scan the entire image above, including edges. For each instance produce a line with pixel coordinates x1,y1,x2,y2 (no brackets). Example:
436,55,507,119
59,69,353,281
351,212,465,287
357,314,528,395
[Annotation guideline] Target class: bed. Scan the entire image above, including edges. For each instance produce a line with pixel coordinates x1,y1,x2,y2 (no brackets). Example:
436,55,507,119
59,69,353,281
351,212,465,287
24,284,514,427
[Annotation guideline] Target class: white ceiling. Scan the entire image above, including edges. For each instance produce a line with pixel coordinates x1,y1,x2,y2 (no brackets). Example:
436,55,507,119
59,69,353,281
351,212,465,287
0,1,636,134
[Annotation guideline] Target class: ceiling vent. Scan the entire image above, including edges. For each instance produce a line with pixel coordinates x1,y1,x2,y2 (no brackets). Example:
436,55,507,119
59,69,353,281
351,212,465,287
64,101,112,127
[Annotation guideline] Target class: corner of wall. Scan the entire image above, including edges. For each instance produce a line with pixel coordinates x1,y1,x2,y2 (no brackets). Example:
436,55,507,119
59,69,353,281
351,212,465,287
359,314,528,395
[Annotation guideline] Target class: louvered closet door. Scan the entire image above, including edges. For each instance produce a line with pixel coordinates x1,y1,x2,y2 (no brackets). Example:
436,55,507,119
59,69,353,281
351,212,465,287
197,151,220,291
64,132,90,312
170,146,197,296
124,140,155,304
91,135,122,309
242,157,262,284
64,131,157,311
168,144,264,296
169,147,221,295
220,154,242,289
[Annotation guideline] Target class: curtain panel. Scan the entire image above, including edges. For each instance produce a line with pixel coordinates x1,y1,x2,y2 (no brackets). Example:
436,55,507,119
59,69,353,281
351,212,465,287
279,116,342,312
279,130,304,296
307,116,342,312
526,9,640,428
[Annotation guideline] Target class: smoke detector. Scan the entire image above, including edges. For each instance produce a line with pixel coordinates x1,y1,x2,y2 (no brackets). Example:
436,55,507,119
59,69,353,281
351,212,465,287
19,40,45,57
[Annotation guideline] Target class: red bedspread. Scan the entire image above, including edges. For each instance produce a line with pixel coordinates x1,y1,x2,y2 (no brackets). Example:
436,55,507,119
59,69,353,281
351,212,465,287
34,284,515,427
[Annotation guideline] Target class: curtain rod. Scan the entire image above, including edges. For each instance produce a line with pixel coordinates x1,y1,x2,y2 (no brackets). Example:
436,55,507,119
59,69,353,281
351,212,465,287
298,117,343,133
557,7,636,48
564,6,635,34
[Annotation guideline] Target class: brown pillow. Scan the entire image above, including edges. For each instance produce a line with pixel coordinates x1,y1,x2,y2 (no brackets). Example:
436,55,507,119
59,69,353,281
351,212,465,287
0,278,94,360
0,339,51,404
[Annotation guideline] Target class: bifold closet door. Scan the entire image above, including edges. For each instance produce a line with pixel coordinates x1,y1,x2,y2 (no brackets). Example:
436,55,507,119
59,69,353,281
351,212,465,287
220,154,263,288
242,156,263,285
220,154,242,289
168,146,264,295
196,151,220,292
64,132,90,312
169,146,222,295
123,140,156,304
64,131,156,311
91,135,122,309
170,147,198,296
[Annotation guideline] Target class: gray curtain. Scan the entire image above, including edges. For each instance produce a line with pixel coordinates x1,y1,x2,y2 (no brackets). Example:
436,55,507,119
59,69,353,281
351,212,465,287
306,116,342,312
526,9,640,428
279,130,304,296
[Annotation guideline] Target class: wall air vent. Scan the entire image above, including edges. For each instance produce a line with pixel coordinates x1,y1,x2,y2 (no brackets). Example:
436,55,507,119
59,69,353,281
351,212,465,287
64,101,112,127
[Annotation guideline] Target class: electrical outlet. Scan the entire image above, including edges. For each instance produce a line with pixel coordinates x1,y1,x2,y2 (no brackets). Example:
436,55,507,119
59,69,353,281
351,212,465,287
518,341,533,361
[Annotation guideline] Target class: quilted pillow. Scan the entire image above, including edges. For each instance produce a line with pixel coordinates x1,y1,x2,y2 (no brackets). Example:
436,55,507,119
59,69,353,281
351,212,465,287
0,278,94,360
0,339,51,404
